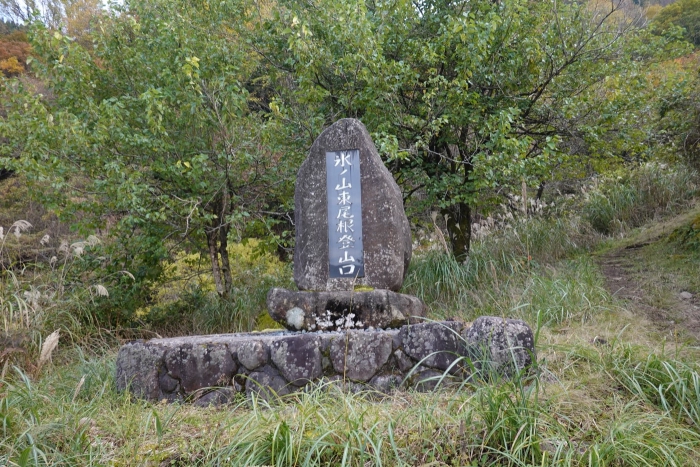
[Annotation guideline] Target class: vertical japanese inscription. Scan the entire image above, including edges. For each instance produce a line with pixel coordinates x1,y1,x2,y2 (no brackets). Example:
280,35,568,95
326,149,364,278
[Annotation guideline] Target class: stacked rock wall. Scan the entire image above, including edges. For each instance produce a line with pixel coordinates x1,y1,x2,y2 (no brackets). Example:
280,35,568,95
116,317,535,405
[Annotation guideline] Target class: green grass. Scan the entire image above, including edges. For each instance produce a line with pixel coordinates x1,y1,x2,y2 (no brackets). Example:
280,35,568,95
583,163,699,236
609,345,700,428
3,345,700,466
403,216,606,325
3,166,700,466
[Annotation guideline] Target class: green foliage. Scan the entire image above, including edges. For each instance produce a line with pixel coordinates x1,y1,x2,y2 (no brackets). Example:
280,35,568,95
264,0,687,258
141,239,293,334
648,52,700,171
652,0,700,47
0,0,300,308
583,163,699,235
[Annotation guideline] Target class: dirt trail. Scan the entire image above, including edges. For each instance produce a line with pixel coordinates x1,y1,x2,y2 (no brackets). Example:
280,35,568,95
596,206,700,343
598,247,700,342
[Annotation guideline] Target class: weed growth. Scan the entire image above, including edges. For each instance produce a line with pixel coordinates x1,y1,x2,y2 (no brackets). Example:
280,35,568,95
669,213,700,251
583,163,699,235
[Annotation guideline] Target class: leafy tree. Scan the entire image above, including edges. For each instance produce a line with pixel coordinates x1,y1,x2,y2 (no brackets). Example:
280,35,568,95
654,53,700,168
63,0,103,48
0,18,24,35
0,0,297,322
652,0,700,47
264,0,676,259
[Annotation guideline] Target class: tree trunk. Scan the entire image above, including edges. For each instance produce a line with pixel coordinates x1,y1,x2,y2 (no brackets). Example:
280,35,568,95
219,224,232,298
536,181,546,201
442,201,471,261
206,225,224,296
218,188,232,298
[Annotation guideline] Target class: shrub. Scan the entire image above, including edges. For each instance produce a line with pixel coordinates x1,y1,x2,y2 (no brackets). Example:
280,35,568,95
0,39,30,71
138,239,293,335
0,56,23,76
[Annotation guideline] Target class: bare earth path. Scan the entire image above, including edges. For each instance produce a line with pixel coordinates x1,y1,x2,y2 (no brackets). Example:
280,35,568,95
596,204,700,343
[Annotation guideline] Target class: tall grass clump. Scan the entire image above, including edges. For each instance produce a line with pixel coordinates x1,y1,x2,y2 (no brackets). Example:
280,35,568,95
583,163,699,235
609,346,700,428
0,350,122,466
207,375,562,467
403,215,603,321
583,411,699,466
1,219,116,374
478,215,599,264
512,257,612,326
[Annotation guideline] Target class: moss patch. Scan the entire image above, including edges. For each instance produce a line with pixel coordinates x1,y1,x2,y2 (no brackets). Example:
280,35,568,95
255,311,285,331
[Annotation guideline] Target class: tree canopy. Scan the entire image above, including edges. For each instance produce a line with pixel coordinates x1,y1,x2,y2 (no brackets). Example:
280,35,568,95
1,0,300,320
0,0,696,318
262,0,686,258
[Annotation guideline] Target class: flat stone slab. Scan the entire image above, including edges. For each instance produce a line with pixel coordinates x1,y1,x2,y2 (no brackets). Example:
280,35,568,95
116,317,536,405
267,287,426,331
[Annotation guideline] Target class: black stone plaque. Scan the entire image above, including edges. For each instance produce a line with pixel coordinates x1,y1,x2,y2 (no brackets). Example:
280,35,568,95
326,149,364,278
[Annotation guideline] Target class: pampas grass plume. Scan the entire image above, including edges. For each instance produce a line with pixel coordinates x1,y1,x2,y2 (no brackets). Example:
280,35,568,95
11,220,32,238
94,284,109,297
38,330,60,371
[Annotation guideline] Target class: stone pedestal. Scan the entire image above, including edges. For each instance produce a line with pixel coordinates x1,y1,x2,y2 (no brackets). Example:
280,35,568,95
115,317,536,405
267,287,426,331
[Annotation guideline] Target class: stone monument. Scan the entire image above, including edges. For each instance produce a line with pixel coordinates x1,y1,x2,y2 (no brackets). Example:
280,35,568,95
114,119,536,405
267,118,426,331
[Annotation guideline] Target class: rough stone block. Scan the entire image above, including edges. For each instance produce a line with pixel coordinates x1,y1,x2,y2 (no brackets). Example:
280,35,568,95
463,316,535,377
246,365,291,400
400,321,465,372
330,331,393,382
408,367,450,392
267,288,425,331
115,341,165,400
270,334,322,386
237,340,269,371
194,388,236,407
393,349,415,373
369,374,403,393
164,343,237,393
114,318,536,405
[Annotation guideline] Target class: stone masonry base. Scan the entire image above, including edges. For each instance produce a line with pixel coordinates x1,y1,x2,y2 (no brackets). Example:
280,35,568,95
115,317,535,406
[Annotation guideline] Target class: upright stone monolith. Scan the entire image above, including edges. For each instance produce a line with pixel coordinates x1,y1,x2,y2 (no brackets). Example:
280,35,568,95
267,118,424,331
294,118,412,292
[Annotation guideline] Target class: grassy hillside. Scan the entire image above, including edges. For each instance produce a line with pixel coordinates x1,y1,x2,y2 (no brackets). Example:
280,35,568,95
2,164,700,466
